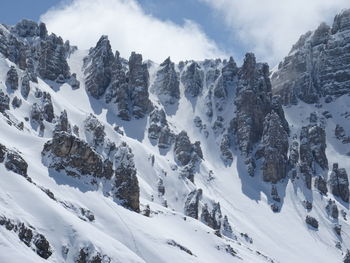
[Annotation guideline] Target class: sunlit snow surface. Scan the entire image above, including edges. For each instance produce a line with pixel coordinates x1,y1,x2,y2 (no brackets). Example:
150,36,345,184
0,49,348,262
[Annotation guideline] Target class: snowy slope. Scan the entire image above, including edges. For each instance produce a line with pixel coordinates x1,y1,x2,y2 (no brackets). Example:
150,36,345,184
0,18,349,263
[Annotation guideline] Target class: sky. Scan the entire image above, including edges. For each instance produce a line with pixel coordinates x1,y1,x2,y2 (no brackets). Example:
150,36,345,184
1,0,350,66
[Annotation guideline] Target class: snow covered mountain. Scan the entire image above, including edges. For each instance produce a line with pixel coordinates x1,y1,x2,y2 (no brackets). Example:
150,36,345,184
0,9,350,263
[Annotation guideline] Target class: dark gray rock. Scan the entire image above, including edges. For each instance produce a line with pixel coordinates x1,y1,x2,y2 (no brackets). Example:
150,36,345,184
314,176,328,195
220,134,233,164
0,90,10,112
344,250,350,263
272,9,350,104
326,199,338,219
305,215,319,229
4,150,28,177
37,33,70,81
258,111,289,183
54,110,70,133
152,57,179,105
184,189,202,219
6,66,19,90
83,35,114,98
232,53,272,176
113,142,140,212
42,92,54,122
329,163,349,202
174,131,202,181
148,108,174,148
105,51,130,120
20,74,30,98
181,61,203,97
67,73,80,89
128,52,152,118
11,96,22,108
42,132,113,179
84,114,105,148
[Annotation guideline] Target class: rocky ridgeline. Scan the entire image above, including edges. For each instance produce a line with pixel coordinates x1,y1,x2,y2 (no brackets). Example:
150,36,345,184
148,107,174,148
229,53,290,181
299,113,328,189
151,57,180,105
42,131,140,212
0,20,77,84
184,189,234,238
271,9,350,104
174,131,203,182
83,35,152,120
0,215,52,259
0,143,28,177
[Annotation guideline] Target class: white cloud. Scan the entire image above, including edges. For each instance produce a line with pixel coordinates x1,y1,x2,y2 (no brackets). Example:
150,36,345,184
201,0,350,65
40,0,226,63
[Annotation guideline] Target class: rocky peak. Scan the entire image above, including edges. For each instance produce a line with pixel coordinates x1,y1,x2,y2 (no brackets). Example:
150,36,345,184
151,56,179,105
181,61,204,97
84,35,115,98
272,9,350,104
128,52,152,118
11,19,47,39
332,9,350,34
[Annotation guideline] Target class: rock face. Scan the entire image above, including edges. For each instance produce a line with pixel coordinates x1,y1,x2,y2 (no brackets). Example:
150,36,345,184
20,74,30,98
83,35,115,99
0,144,28,177
305,216,319,229
0,215,52,259
6,66,19,90
54,110,71,133
148,108,174,148
257,111,289,183
299,113,328,188
42,133,140,212
184,189,202,219
42,132,113,179
83,38,151,120
213,57,238,111
128,52,152,118
151,57,180,105
174,131,202,182
37,33,70,81
181,62,204,97
232,53,289,178
329,163,349,203
106,51,129,120
0,89,10,112
113,142,140,212
84,114,105,148
271,9,350,104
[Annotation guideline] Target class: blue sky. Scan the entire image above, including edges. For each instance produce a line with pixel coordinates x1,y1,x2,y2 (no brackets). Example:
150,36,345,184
2,0,349,65
1,0,239,59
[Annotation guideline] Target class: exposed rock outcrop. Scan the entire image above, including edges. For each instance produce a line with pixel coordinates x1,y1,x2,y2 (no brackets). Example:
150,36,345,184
329,163,349,203
113,142,140,212
42,132,113,179
128,52,152,118
6,66,19,90
0,215,52,259
272,9,350,104
184,189,202,219
83,35,114,99
148,108,174,148
152,57,179,105
181,61,203,97
0,89,10,112
257,111,289,183
174,131,202,182
84,114,105,148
